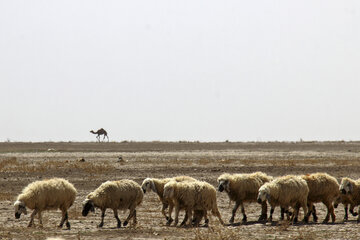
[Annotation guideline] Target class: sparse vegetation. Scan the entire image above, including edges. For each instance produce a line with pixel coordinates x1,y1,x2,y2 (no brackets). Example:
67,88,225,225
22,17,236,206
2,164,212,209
1,142,360,239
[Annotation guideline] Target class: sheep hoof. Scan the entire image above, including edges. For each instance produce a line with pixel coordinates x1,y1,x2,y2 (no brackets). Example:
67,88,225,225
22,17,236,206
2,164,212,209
242,216,247,223
258,214,267,222
166,218,173,226
229,218,234,224
344,216,348,221
117,222,121,228
123,221,128,226
98,223,104,228
313,216,318,222
166,216,170,221
66,222,71,229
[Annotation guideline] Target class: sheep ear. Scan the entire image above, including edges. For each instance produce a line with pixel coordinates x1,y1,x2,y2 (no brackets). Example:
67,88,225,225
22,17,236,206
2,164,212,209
150,181,157,193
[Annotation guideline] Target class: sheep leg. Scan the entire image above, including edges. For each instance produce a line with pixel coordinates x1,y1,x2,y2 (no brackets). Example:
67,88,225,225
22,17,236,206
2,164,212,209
350,204,358,216
123,208,136,226
258,202,267,221
162,202,169,220
98,209,105,228
240,204,247,222
344,204,349,221
323,200,335,223
357,207,360,222
292,204,300,223
212,207,225,226
180,211,189,227
38,211,43,227
268,207,274,222
28,209,38,227
302,202,309,223
280,207,285,220
59,211,66,228
174,205,180,226
184,209,192,227
304,203,313,223
166,203,174,225
113,209,121,228
133,209,137,225
229,201,240,224
311,205,318,222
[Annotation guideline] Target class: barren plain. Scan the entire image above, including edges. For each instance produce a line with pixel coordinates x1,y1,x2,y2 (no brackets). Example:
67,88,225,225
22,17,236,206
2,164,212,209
1,141,360,240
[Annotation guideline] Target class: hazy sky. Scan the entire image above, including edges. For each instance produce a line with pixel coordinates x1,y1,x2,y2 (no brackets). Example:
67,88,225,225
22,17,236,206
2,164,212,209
1,1,359,142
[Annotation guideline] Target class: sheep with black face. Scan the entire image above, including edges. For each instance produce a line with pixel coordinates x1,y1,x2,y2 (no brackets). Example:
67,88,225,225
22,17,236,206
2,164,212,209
82,179,143,228
217,172,273,223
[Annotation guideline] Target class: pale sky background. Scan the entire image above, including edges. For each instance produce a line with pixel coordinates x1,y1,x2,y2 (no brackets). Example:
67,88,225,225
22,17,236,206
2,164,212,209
0,1,359,142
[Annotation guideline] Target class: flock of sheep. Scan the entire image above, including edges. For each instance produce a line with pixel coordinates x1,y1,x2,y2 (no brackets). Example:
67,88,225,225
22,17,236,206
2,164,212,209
13,172,360,229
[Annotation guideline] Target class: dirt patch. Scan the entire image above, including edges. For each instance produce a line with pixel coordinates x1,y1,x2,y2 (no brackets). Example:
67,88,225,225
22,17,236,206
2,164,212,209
0,142,360,239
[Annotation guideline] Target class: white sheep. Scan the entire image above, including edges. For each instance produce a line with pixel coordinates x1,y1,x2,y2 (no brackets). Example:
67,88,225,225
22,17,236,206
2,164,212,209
301,173,340,223
82,179,143,228
141,175,202,225
339,177,360,222
163,180,224,227
217,172,273,223
14,178,77,229
257,175,309,223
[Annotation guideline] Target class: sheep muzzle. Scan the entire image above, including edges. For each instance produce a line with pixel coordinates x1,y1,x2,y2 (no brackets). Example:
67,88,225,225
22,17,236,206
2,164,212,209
341,189,347,194
218,184,224,192
15,212,21,219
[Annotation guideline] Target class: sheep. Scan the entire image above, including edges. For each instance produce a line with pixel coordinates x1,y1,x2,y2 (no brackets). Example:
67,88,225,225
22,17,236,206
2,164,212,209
14,178,77,229
257,175,309,223
141,175,204,225
217,172,273,223
300,173,340,223
82,179,143,228
334,194,358,221
339,177,360,222
163,180,224,227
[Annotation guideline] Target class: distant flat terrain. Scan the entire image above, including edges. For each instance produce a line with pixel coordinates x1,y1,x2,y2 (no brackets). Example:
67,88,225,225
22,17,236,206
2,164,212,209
1,141,360,239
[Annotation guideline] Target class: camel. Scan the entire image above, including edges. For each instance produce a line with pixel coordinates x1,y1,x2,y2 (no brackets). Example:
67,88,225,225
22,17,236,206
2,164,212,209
90,128,109,142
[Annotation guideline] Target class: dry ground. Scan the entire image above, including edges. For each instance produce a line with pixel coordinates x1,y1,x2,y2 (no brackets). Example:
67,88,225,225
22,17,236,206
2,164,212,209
1,141,360,240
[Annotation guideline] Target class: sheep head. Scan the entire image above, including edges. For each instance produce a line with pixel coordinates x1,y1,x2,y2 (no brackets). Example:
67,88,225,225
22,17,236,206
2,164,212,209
141,178,157,194
82,199,95,216
14,200,27,219
257,185,270,204
340,178,353,194
217,174,231,193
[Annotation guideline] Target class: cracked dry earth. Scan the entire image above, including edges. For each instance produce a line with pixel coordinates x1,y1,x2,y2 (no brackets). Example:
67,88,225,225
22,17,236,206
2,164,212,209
1,141,360,240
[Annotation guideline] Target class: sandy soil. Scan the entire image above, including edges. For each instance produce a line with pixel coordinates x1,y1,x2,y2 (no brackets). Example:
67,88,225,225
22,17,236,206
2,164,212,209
1,141,360,240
